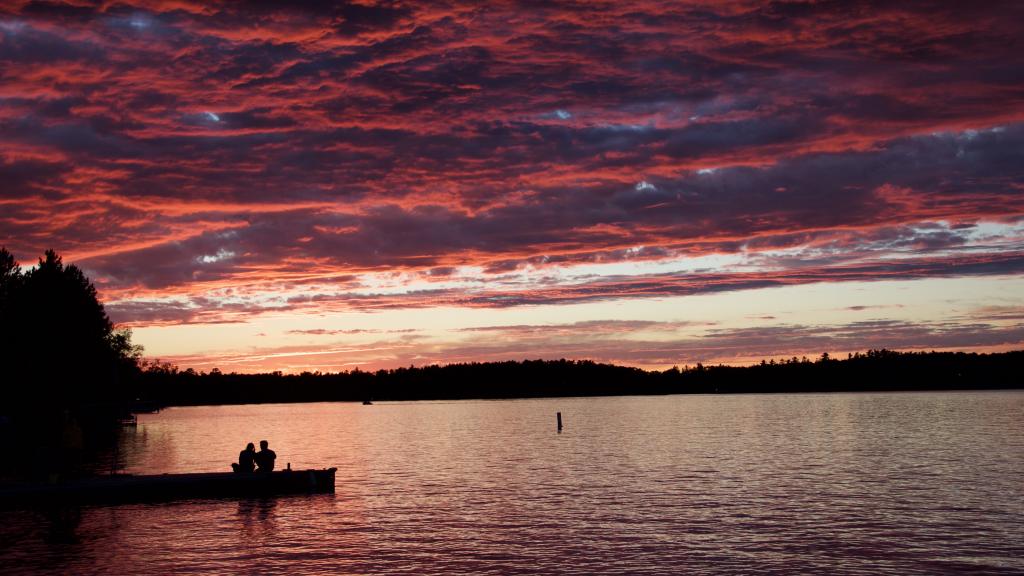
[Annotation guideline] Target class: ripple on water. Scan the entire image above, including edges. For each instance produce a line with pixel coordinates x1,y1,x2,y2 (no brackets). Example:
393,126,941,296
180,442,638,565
1,391,1023,575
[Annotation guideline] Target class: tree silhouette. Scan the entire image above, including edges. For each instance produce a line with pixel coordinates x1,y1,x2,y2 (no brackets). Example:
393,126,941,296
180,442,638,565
132,349,1021,407
0,248,142,416
0,248,17,313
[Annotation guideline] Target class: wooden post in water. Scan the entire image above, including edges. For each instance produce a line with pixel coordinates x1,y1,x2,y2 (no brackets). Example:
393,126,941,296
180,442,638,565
557,412,563,431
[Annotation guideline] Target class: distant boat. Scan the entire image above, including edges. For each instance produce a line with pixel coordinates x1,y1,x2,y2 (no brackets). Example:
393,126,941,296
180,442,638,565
0,468,336,506
362,400,373,405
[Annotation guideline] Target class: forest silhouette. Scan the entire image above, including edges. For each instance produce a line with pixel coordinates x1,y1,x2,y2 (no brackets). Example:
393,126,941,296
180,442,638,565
1,248,143,408
1,248,143,477
139,350,1022,406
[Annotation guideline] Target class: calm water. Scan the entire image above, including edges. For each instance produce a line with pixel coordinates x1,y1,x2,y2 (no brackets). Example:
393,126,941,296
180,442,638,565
2,392,1023,574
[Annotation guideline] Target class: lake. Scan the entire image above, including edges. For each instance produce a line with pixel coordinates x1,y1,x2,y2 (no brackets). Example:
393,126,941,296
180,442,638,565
2,391,1023,574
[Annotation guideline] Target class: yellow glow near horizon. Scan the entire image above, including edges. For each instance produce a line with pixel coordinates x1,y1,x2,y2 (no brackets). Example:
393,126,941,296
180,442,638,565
128,274,1024,372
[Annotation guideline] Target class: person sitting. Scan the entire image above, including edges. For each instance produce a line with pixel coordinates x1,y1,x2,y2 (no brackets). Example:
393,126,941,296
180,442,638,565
255,440,277,472
231,442,256,473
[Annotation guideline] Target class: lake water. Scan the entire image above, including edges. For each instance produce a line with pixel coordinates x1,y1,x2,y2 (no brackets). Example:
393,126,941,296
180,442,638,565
2,391,1023,574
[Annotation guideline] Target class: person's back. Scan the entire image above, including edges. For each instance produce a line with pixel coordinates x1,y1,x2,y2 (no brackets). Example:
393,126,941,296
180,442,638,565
255,440,276,472
233,442,256,473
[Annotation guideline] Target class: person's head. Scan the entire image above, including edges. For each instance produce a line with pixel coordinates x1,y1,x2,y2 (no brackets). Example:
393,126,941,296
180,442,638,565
246,442,255,451
260,440,269,450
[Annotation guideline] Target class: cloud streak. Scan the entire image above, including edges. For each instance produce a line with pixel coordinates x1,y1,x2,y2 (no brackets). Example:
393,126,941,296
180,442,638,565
2,1,1023,369
155,315,1024,373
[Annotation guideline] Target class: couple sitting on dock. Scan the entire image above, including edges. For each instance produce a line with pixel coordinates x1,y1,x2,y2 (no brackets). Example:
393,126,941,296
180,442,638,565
232,440,276,473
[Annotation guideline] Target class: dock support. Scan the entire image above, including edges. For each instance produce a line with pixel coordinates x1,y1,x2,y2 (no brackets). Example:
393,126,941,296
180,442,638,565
557,411,563,431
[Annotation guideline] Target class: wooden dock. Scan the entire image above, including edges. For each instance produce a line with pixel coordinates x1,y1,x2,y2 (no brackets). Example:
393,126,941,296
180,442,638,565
0,468,336,506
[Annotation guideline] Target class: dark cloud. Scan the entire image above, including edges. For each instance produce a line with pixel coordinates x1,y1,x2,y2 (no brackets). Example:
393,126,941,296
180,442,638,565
0,0,1022,354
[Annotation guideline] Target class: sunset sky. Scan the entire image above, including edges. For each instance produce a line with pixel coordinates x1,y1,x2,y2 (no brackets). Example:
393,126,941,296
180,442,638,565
2,1,1023,372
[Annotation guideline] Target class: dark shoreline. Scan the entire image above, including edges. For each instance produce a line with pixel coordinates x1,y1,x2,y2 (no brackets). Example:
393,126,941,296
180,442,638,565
140,349,1023,408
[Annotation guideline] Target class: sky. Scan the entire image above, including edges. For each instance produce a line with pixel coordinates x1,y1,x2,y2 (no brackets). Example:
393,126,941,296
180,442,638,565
1,1,1023,373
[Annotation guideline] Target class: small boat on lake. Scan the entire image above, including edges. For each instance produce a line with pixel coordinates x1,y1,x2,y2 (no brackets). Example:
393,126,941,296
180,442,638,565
0,468,336,506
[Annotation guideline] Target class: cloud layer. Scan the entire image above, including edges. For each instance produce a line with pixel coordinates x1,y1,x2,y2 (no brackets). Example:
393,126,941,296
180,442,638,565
2,1,1023,369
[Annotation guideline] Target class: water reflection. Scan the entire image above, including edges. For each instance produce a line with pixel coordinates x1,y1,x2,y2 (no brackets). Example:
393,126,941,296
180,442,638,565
237,497,278,540
85,423,164,477
2,392,1023,575
43,506,82,545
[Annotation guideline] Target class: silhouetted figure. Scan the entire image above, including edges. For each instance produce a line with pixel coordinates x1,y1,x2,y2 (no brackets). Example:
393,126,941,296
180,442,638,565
232,442,256,473
255,440,276,472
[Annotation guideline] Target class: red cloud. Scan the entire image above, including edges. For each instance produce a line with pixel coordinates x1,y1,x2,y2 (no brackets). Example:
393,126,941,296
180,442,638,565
2,1,1023,370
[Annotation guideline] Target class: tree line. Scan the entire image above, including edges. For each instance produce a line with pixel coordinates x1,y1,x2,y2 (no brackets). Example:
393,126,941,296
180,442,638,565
138,349,1023,407
1,248,143,414
1,248,144,477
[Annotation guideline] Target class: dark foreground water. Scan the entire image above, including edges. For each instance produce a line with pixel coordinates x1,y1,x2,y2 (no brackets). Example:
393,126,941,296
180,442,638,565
2,391,1023,575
